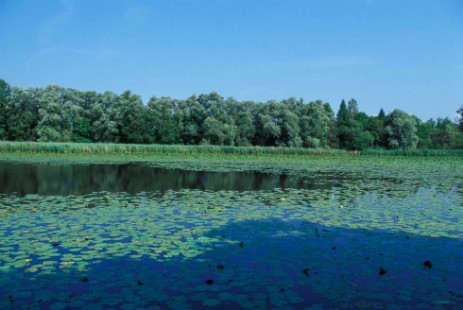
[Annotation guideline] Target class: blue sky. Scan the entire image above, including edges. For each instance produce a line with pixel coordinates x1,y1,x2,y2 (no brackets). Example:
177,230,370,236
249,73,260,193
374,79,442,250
1,0,462,121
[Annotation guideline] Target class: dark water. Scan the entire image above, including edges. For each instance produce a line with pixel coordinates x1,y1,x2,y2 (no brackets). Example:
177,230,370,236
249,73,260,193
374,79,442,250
1,161,462,309
0,162,341,195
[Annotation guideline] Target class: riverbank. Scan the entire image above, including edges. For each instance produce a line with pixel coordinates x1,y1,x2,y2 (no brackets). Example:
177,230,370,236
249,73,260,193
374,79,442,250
0,141,462,157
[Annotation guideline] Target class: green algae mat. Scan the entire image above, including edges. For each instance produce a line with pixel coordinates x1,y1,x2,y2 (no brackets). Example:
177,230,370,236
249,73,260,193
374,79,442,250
0,156,462,309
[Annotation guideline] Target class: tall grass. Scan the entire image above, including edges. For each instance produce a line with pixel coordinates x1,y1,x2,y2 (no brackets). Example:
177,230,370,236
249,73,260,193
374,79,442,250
361,148,463,157
0,141,351,156
0,141,460,157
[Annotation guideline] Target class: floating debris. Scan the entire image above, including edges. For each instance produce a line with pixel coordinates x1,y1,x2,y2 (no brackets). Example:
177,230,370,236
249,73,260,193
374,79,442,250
379,267,387,275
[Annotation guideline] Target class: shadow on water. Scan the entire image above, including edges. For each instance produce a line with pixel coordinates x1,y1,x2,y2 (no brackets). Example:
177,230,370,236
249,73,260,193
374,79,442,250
0,163,344,196
1,218,462,309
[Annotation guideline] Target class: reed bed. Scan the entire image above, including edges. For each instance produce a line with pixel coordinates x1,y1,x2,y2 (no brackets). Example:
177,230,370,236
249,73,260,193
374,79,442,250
0,141,460,157
0,141,348,156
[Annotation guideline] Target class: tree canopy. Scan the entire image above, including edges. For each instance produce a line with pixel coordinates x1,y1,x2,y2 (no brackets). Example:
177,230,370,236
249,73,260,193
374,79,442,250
0,78,462,150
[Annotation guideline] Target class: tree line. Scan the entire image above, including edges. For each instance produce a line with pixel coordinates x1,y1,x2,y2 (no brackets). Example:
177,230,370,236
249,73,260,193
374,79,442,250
0,79,462,150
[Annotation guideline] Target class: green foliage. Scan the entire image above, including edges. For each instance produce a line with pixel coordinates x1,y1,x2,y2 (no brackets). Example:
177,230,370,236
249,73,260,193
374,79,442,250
0,141,353,156
147,96,179,144
300,100,331,147
347,98,358,118
336,99,351,124
0,78,461,152
366,116,387,148
37,86,75,142
336,101,374,150
457,106,463,131
429,118,463,149
385,109,419,150
6,87,40,141
0,79,11,139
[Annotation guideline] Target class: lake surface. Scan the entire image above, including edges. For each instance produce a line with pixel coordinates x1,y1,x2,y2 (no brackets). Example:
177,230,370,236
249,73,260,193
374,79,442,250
0,160,462,309
0,162,343,195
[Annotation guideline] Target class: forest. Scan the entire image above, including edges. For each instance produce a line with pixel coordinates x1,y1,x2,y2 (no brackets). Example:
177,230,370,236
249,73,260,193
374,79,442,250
0,79,462,150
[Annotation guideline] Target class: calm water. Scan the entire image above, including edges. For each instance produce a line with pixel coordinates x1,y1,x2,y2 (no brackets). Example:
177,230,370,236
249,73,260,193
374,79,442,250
0,161,462,309
0,162,342,195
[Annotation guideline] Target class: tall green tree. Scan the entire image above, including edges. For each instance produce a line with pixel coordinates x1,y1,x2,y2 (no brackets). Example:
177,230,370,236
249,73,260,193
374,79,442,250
366,115,387,148
147,96,180,144
255,100,281,146
429,118,463,149
457,106,463,132
347,99,358,118
113,91,153,143
336,101,374,150
414,118,432,149
384,109,419,150
277,109,301,147
229,100,256,146
6,87,40,141
378,108,386,121
177,95,207,145
91,91,119,142
336,99,351,125
198,93,237,145
300,100,331,147
70,90,97,142
37,86,76,142
0,79,12,139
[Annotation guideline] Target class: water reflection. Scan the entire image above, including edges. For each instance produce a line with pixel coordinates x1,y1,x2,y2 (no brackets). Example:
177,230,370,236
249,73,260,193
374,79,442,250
0,163,343,196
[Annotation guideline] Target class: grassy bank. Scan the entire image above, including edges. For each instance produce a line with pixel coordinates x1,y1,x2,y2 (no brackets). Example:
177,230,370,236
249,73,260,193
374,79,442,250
0,141,350,156
0,141,461,157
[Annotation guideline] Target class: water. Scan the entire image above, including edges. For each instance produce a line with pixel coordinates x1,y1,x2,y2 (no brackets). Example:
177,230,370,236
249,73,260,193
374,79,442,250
0,161,462,309
0,162,342,195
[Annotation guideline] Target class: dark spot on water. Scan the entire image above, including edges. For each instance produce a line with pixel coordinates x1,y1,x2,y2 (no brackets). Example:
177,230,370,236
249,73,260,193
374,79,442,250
280,288,285,292
379,267,387,275
205,280,214,285
239,242,244,247
406,236,410,240
216,265,224,269
137,280,143,286
80,276,88,282
365,257,370,260
38,299,42,303
423,260,432,269
331,246,336,250
52,242,60,247
9,295,14,303
302,268,310,276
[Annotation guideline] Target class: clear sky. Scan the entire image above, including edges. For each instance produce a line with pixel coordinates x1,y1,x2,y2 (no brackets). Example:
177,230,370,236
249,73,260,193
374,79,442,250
1,0,462,121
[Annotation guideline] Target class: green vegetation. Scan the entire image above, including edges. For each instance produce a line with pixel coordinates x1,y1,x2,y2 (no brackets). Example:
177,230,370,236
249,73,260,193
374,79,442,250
0,141,349,156
0,141,461,158
1,78,462,151
1,157,462,308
